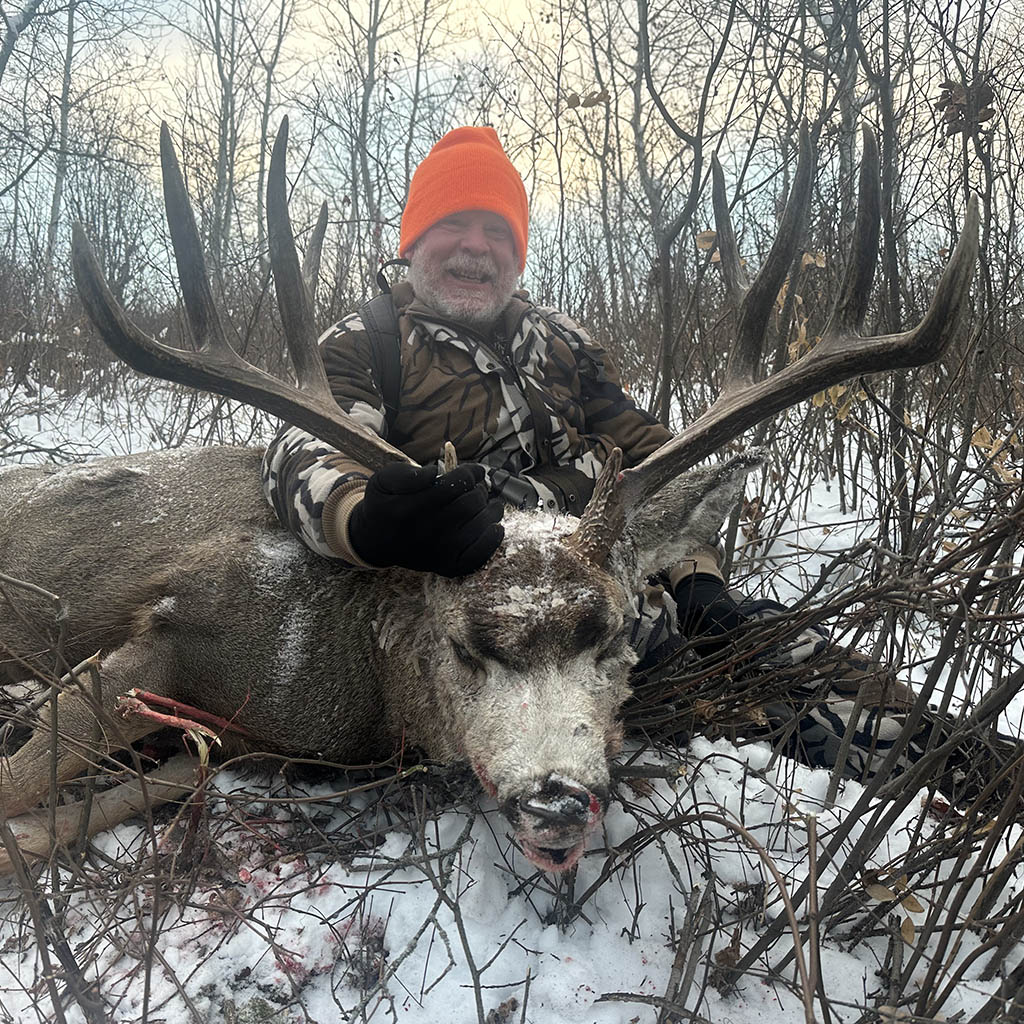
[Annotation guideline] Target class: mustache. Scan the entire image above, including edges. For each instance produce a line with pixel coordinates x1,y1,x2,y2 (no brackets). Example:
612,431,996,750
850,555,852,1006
444,255,499,281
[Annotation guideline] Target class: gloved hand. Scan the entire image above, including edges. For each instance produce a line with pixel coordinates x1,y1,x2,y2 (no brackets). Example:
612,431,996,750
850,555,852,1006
348,462,504,577
673,572,747,655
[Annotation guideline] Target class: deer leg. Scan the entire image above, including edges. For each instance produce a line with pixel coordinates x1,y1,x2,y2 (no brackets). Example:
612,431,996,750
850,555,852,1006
0,752,199,875
0,635,181,818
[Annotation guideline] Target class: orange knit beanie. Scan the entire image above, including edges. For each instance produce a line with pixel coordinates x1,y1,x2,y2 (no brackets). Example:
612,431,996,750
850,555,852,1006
399,127,529,272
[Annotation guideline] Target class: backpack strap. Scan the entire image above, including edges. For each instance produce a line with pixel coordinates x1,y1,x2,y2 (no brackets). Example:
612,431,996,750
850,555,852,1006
360,258,408,431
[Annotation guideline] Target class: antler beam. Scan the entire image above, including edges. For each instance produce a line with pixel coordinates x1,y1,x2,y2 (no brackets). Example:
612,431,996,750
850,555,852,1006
72,119,410,473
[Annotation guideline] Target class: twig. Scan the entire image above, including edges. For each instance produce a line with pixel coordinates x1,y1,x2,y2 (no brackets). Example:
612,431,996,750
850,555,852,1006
658,882,713,1024
519,967,531,1024
596,990,714,1022
0,819,95,1024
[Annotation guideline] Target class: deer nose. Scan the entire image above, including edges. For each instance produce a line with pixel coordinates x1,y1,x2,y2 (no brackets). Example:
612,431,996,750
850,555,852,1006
504,776,604,829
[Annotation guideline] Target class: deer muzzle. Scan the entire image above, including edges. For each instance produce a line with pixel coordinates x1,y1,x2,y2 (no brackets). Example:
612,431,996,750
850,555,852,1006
502,774,607,873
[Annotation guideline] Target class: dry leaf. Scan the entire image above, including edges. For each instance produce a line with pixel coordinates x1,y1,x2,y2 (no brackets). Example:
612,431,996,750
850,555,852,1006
901,894,924,914
865,883,899,902
485,997,520,1024
626,777,654,797
696,229,717,250
742,705,769,725
580,88,610,108
715,925,743,967
812,390,826,408
565,91,580,109
901,916,916,945
972,425,993,447
693,698,718,722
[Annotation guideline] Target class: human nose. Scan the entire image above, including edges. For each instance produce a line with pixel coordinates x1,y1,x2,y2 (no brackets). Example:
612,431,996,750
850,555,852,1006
457,221,489,254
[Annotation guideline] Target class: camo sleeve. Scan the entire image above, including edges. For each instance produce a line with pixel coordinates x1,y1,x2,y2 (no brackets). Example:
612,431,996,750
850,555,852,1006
261,313,386,564
539,309,672,467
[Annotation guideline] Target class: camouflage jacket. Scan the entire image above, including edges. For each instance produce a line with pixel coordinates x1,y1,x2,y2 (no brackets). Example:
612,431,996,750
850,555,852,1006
261,280,671,564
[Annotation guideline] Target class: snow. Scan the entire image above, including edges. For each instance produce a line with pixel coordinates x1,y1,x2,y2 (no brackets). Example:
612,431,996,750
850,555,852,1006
1,371,275,461
501,507,578,558
4,740,1021,1023
1,375,1023,1024
491,582,569,617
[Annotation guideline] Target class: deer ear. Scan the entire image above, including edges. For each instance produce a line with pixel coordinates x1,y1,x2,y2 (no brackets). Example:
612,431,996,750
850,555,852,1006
619,453,762,582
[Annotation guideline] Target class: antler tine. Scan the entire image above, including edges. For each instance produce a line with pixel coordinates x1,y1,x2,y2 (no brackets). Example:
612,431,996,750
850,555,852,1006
267,117,335,397
566,447,625,565
160,122,237,359
827,124,881,335
857,194,979,365
73,125,412,472
710,154,749,306
617,133,978,513
302,201,329,302
726,124,814,390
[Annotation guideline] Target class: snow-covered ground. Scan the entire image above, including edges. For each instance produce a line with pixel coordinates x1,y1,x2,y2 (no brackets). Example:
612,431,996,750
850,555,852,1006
1,375,1022,1023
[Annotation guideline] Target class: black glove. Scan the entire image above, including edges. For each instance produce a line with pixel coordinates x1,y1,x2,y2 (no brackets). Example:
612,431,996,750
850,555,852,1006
673,572,747,656
348,462,504,577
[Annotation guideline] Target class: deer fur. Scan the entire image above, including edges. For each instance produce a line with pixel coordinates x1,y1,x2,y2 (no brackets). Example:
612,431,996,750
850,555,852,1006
0,445,755,873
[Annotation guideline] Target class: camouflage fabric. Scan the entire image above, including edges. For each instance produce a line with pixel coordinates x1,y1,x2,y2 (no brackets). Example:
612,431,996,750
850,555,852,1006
764,645,1023,804
632,594,1024,799
262,281,670,563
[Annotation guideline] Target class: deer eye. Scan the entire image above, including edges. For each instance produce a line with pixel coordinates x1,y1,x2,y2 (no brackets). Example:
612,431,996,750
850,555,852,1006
451,639,481,670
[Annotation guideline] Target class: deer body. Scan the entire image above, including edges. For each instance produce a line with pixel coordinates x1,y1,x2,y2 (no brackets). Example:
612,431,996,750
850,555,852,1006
1,447,384,765
4,444,709,870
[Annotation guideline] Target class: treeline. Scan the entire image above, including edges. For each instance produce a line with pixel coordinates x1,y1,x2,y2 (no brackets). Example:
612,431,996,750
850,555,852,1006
1,0,1021,440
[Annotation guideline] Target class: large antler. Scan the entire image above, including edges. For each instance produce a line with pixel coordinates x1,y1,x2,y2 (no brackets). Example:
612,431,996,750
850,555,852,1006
621,124,978,511
72,118,410,473
570,125,979,562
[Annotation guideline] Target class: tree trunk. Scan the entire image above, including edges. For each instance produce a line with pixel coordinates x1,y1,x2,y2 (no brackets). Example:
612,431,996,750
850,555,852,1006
42,0,77,307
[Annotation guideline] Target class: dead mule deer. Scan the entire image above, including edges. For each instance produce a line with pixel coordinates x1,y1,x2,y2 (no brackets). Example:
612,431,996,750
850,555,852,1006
0,120,978,874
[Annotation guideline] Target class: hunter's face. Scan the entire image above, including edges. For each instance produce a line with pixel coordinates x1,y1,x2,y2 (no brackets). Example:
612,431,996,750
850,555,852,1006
407,210,519,329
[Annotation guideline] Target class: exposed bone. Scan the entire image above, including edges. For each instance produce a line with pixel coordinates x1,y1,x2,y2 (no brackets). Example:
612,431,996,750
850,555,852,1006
118,689,253,738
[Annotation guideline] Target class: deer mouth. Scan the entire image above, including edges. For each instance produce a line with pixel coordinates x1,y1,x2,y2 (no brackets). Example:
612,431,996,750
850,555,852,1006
519,837,586,873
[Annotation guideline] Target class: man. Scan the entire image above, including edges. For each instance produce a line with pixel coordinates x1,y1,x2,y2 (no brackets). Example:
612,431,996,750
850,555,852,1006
260,126,1009,795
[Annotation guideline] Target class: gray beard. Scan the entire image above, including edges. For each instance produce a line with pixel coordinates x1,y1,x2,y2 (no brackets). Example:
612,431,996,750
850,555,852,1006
407,253,517,332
